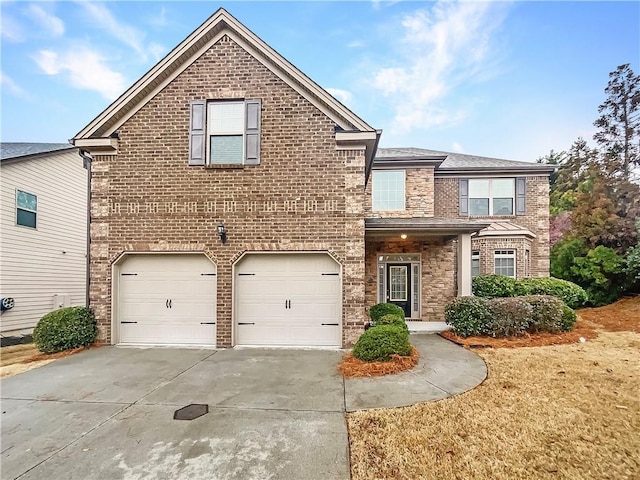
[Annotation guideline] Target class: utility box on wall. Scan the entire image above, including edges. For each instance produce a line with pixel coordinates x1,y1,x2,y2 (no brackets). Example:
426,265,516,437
52,294,71,310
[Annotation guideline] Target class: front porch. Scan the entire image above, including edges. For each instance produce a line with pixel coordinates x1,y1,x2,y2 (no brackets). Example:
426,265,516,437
365,218,490,322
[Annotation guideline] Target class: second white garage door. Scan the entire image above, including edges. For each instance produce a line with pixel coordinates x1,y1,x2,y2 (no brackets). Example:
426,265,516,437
117,254,216,345
235,253,341,347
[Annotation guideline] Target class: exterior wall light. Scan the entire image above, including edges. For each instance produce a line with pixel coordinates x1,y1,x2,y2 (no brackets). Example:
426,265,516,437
400,234,407,240
217,223,227,244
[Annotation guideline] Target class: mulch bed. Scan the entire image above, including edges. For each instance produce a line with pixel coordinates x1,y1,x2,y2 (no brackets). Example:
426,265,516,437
577,296,640,333
339,347,420,378
440,317,599,348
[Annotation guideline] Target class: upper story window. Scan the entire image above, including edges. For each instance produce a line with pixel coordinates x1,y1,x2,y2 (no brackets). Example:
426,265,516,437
469,178,514,216
372,170,405,211
208,102,245,164
188,99,261,166
16,190,37,228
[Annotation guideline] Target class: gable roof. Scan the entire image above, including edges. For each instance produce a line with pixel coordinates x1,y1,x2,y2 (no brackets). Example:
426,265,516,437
1,143,74,162
73,8,376,141
375,147,556,174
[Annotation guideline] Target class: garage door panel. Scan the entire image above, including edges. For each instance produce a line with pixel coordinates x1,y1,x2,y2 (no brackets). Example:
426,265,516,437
235,254,341,347
118,254,216,345
120,324,216,345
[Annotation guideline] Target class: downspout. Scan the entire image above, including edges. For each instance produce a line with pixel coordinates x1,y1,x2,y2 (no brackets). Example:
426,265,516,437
79,149,93,307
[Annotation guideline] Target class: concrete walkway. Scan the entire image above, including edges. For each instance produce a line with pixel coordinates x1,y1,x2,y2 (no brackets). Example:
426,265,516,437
0,335,486,480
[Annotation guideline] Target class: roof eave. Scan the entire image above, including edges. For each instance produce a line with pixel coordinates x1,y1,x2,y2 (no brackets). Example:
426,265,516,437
73,8,375,142
435,166,556,175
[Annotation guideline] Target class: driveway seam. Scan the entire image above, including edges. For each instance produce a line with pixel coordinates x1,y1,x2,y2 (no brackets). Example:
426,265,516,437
131,350,218,406
13,403,130,480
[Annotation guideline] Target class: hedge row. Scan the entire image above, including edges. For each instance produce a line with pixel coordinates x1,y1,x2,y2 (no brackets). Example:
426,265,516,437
472,275,588,309
444,295,577,338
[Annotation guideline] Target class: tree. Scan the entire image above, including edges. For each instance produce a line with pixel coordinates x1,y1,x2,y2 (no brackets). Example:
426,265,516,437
593,64,640,178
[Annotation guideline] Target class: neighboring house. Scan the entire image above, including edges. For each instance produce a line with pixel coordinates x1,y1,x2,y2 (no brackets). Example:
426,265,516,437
71,9,554,349
0,143,88,337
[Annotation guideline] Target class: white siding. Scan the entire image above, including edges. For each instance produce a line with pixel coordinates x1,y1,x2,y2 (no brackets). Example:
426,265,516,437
0,149,88,335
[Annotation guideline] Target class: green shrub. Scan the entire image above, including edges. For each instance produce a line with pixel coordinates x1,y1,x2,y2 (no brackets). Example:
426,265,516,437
485,297,533,337
515,277,588,309
472,275,517,298
352,325,411,362
33,307,97,354
369,303,405,322
570,246,626,306
375,313,408,332
521,295,564,333
560,305,577,332
444,297,492,337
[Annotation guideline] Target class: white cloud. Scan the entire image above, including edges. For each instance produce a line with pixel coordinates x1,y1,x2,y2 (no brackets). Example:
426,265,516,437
1,14,25,42
451,142,464,153
371,1,510,133
76,1,148,60
25,4,64,37
0,71,31,99
148,42,167,62
347,40,365,48
148,6,170,28
33,46,126,99
327,88,353,106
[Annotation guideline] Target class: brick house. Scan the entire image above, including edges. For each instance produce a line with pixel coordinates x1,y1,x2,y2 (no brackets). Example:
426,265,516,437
72,9,554,348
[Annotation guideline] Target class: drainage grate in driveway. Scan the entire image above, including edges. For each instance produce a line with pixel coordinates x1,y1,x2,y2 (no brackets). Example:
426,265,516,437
173,404,209,420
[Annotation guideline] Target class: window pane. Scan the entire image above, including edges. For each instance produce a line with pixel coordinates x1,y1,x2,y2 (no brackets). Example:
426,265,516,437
469,179,489,197
493,178,514,197
389,266,407,301
210,136,243,164
17,209,36,228
17,190,37,211
493,198,513,215
208,102,244,134
469,198,489,215
372,171,405,211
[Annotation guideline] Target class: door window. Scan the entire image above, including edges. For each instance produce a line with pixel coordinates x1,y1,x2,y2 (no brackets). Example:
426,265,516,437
389,266,408,301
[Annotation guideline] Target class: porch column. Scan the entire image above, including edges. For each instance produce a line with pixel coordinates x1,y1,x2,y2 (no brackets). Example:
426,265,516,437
457,233,472,296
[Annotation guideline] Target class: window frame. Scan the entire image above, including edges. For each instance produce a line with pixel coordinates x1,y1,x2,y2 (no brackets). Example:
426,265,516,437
468,178,515,216
372,170,406,212
15,189,37,229
206,100,245,165
494,249,516,278
471,250,480,278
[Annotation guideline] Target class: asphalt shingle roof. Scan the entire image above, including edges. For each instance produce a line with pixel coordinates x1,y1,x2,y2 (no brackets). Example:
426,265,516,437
375,147,551,170
1,143,74,161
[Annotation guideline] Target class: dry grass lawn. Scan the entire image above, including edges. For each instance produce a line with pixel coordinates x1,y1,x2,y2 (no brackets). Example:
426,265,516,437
0,343,89,378
348,298,640,480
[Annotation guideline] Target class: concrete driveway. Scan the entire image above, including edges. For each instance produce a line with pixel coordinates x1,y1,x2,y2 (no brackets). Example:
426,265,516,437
1,335,486,480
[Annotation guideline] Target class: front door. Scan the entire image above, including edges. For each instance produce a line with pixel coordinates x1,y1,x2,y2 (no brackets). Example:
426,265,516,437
386,263,411,317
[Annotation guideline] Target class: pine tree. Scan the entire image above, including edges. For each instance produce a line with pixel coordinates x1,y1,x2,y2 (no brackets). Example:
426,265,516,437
593,64,640,178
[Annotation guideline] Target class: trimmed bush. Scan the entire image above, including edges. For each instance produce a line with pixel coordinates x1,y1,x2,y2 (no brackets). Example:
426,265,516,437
515,277,588,309
375,313,408,332
353,324,411,362
33,307,97,354
369,303,405,322
472,275,517,298
560,304,578,332
486,297,533,337
444,296,492,337
521,295,564,333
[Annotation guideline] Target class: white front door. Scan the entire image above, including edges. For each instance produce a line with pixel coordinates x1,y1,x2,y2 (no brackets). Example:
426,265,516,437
117,254,216,345
235,253,341,347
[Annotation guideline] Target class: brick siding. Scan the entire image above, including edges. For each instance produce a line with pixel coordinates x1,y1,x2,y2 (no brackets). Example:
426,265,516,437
89,35,366,347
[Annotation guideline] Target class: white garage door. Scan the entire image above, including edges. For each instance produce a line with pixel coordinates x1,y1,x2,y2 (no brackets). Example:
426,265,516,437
117,254,216,345
235,253,341,347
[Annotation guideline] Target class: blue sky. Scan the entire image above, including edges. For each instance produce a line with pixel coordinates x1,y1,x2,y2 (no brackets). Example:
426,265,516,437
1,1,638,161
